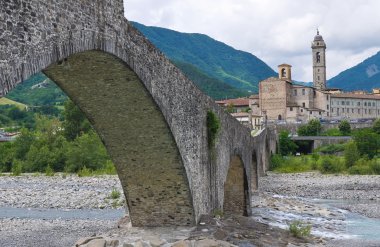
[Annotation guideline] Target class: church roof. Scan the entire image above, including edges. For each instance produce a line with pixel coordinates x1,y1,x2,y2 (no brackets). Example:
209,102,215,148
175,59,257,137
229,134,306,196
314,29,324,41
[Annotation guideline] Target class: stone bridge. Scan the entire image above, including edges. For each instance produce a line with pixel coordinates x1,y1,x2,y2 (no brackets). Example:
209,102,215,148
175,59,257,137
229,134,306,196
0,0,277,226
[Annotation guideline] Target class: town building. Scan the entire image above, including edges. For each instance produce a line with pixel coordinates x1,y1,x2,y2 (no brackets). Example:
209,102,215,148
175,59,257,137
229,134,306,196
217,31,380,127
256,31,380,123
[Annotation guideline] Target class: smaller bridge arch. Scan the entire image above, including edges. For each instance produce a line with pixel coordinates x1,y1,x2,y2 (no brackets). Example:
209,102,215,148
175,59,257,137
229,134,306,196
223,155,249,216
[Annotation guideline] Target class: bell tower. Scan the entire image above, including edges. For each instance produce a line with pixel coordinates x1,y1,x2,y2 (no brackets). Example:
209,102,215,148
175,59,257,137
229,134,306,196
312,29,327,90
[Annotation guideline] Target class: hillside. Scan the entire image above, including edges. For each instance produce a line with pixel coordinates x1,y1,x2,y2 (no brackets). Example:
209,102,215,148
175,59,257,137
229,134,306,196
0,97,27,110
131,22,276,96
328,51,380,91
6,73,67,106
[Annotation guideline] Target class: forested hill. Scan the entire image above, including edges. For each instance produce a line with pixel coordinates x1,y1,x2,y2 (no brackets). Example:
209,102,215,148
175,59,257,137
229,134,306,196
328,51,380,91
131,21,277,99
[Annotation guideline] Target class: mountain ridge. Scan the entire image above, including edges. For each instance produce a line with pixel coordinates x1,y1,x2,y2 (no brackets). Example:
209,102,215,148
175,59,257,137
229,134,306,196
328,51,380,91
131,21,277,98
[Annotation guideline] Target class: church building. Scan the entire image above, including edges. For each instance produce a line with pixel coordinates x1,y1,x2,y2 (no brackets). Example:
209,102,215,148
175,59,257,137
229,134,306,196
254,31,380,123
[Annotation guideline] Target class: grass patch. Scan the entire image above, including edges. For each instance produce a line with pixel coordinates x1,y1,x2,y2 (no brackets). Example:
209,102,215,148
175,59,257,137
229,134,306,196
289,220,312,238
109,188,121,200
0,97,27,110
271,155,314,173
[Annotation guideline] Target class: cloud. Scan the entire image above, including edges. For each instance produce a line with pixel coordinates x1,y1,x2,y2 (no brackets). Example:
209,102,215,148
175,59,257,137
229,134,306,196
124,0,380,82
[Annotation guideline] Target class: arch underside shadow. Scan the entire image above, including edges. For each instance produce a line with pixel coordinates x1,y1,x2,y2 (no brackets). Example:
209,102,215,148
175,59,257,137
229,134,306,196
43,50,194,226
223,155,248,216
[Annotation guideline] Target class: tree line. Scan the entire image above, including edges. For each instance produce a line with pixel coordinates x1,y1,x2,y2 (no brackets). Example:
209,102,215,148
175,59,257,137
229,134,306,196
275,119,380,175
0,100,115,175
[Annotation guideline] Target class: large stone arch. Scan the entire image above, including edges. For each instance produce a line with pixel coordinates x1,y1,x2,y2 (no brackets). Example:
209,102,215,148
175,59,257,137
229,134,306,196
0,0,277,227
42,50,194,226
223,155,249,216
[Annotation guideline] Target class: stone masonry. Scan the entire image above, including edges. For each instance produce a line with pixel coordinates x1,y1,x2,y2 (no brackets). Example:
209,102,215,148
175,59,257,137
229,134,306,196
0,0,277,226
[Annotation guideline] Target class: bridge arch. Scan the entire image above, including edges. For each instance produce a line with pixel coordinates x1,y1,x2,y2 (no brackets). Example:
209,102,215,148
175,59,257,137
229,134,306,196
37,50,195,226
223,155,249,216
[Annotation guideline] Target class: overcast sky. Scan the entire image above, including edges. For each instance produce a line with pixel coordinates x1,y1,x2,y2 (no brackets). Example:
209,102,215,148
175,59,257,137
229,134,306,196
123,0,380,82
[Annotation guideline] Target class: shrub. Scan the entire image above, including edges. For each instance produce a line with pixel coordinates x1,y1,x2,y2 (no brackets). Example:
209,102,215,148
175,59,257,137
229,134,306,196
289,220,312,238
344,141,360,168
270,154,284,170
206,111,220,149
322,128,342,136
11,160,23,176
348,158,374,175
370,160,380,175
315,143,345,154
279,130,298,156
109,188,121,199
318,156,344,174
77,166,92,177
45,164,54,176
339,120,351,135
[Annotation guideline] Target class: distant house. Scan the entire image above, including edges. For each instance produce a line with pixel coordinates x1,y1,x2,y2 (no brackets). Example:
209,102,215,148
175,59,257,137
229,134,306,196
216,98,250,113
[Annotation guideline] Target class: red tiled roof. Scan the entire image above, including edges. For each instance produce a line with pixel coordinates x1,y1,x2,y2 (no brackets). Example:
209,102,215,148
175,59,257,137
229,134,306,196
215,98,250,107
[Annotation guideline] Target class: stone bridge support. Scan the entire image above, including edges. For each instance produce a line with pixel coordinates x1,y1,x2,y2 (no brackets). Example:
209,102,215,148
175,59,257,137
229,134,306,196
0,0,277,226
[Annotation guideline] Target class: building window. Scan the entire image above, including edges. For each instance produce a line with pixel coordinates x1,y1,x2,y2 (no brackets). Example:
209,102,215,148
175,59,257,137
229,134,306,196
290,107,293,111
327,105,329,110
318,76,320,80
346,101,349,105
319,111,321,115
310,111,312,115
358,109,361,114
352,108,354,113
365,109,367,114
326,95,329,100
302,89,305,95
342,101,345,105
342,108,345,113
316,52,321,63
331,108,334,113
302,102,305,107
294,89,297,96
301,109,303,113
373,102,376,107
281,68,286,78
357,102,360,106
364,102,367,106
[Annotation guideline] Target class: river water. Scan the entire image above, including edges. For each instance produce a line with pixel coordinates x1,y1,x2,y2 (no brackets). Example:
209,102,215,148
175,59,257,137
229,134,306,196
251,195,380,241
1,197,379,242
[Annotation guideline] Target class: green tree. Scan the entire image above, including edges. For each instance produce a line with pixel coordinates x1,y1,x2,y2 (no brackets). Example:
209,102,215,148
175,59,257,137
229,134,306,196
13,128,35,160
338,120,351,135
344,141,360,168
373,118,380,135
298,119,322,136
63,100,91,141
65,130,110,172
353,129,380,159
279,130,298,156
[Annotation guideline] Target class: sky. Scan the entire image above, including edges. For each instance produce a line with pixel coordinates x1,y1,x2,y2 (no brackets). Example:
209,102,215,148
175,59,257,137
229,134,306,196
123,0,380,82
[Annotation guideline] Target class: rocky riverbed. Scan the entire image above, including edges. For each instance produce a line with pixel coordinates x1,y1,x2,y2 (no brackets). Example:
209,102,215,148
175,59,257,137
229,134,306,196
0,172,379,247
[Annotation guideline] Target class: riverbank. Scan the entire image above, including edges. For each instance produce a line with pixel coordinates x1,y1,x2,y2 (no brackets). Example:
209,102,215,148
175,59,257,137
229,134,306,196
259,172,380,218
1,173,379,246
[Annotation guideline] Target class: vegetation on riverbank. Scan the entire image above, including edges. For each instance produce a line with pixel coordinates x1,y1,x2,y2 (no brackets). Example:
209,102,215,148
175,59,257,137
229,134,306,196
274,119,380,175
0,100,116,176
